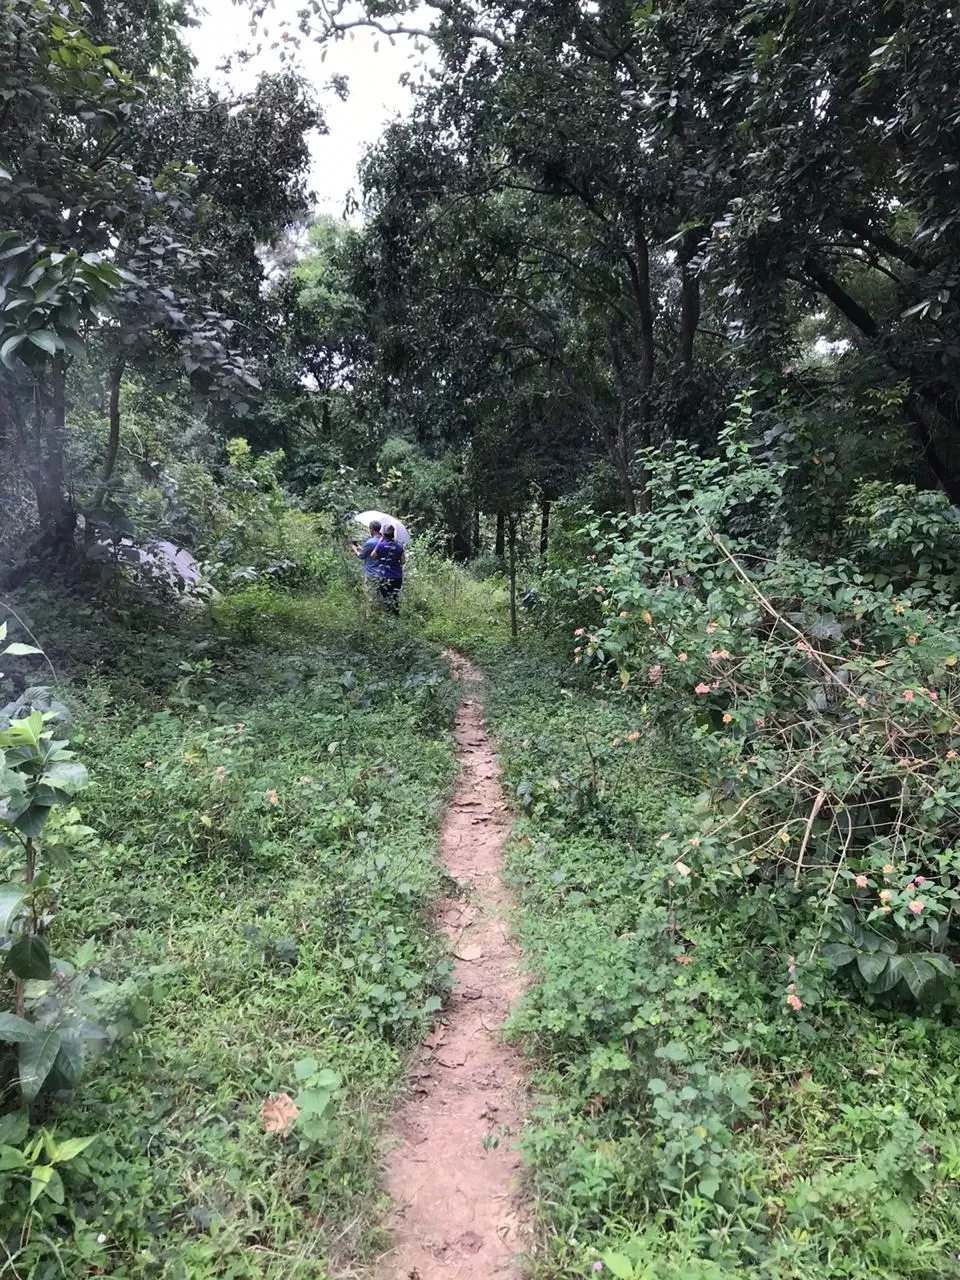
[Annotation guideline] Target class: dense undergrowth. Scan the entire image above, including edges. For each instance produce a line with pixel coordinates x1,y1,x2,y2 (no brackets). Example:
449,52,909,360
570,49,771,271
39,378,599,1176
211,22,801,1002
0,575,458,1278
475,638,960,1280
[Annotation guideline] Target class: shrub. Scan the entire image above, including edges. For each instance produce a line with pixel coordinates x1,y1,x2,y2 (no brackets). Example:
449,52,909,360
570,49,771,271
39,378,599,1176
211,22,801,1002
569,394,960,1012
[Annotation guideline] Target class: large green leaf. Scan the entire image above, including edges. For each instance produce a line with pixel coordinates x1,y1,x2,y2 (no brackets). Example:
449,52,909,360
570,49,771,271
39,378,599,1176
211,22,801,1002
0,1012,35,1044
29,1163,64,1205
6,935,51,980
19,1027,61,1102
0,1145,27,1172
856,951,890,985
14,803,54,839
52,1134,98,1163
40,760,88,794
26,329,58,355
888,954,942,999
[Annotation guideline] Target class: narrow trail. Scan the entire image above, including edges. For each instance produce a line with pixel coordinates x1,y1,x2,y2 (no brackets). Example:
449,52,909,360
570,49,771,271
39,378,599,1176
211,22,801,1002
375,652,527,1280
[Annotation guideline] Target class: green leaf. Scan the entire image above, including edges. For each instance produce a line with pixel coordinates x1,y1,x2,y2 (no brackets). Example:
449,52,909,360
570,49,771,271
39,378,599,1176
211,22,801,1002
0,1145,27,1172
822,943,858,969
0,1112,28,1145
656,1040,690,1063
29,1164,64,1205
890,953,939,999
51,1134,98,1163
698,1174,720,1199
293,1056,319,1081
19,1027,61,1102
856,951,890,985
0,1012,35,1044
41,760,88,794
1,642,42,657
26,329,58,355
0,334,26,368
601,1251,636,1280
6,935,51,980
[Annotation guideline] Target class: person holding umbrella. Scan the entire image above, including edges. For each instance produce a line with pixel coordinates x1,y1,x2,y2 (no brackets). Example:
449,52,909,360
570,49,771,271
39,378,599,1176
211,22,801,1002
370,524,405,613
351,512,411,612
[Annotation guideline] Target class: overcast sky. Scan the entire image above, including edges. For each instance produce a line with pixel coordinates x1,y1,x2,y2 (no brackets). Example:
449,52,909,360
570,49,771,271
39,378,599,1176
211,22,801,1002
188,0,432,218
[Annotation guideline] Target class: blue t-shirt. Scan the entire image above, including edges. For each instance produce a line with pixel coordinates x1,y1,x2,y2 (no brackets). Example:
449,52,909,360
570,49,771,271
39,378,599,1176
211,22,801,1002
372,538,404,580
358,536,381,578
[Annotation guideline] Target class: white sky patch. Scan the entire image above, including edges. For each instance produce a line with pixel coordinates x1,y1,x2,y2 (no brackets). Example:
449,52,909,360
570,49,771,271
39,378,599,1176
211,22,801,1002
188,0,433,217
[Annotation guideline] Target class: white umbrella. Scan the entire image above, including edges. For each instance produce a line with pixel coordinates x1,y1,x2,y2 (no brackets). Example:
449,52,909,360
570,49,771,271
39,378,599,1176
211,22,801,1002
354,510,411,545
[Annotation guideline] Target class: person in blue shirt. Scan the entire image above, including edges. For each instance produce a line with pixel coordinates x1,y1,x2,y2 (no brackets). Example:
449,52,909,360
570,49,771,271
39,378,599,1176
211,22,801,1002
354,520,383,599
370,525,405,613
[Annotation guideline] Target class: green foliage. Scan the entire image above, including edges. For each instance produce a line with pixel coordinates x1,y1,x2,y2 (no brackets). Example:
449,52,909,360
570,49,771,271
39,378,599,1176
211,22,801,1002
565,395,960,1015
0,580,458,1276
478,639,960,1278
404,548,512,650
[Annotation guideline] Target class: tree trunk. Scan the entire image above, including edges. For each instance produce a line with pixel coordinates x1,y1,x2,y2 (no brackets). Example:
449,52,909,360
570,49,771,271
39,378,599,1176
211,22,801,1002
507,513,518,640
677,230,702,365
473,506,481,555
31,357,76,553
93,358,124,509
539,496,550,565
495,510,505,558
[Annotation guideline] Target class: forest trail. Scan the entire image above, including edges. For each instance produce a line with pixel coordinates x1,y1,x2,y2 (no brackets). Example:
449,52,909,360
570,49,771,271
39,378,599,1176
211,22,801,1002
374,652,528,1280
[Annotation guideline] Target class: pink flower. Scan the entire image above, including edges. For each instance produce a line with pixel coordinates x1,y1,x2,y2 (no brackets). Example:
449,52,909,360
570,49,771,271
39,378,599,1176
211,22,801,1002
574,628,585,638
709,649,731,661
722,713,733,724
678,652,688,663
706,623,718,635
855,874,868,888
593,1264,604,1274
902,690,915,703
883,864,894,874
787,964,796,975
266,789,279,805
879,889,892,903
856,697,866,708
594,585,604,594
914,876,926,887
929,690,939,702
695,683,711,695
626,731,640,743
787,983,796,993
589,634,599,644
574,646,582,654
647,664,662,684
786,994,803,1011
215,766,226,784
908,900,924,916
756,717,765,728
611,738,621,748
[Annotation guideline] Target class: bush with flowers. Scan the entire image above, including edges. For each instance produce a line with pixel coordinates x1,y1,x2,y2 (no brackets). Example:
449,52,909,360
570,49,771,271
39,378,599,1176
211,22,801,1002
569,393,960,1010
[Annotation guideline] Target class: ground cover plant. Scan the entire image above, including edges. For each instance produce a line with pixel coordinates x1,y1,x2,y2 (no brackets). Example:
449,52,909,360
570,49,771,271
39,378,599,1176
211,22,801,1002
474,629,960,1279
0,578,458,1279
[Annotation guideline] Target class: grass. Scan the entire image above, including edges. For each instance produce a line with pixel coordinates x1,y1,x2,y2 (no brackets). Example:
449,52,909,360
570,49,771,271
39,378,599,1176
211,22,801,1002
0,576,459,1279
472,632,960,1280
10,553,960,1280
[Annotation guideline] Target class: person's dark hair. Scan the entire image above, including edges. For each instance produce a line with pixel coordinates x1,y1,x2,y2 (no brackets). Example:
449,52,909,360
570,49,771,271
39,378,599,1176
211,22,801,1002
384,525,396,540
369,520,382,533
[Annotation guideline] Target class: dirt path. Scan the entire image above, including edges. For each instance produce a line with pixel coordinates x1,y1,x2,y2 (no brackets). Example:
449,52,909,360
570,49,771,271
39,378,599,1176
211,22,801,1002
374,652,527,1280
